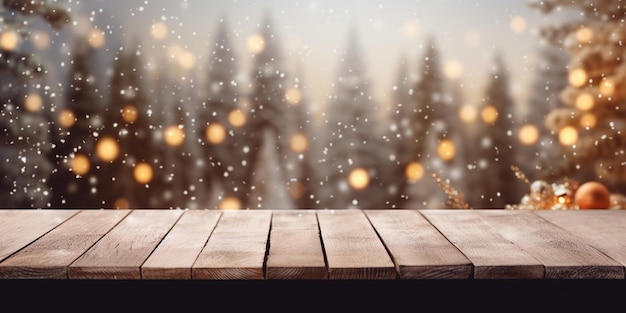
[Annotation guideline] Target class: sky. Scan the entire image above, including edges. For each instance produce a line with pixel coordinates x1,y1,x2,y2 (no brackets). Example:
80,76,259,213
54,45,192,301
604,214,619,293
58,0,558,114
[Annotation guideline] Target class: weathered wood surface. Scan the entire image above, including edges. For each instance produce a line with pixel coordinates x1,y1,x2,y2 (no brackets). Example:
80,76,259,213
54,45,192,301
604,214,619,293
1,208,626,280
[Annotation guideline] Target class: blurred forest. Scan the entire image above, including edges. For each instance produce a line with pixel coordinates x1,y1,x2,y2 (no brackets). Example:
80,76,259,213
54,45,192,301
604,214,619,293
1,0,626,210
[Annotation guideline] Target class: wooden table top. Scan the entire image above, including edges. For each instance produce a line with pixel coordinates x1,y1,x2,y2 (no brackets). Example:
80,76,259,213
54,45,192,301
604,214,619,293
1,208,626,280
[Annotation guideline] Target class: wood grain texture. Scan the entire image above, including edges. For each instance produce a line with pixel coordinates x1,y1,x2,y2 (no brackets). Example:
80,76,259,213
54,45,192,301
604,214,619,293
0,209,130,279
192,210,272,280
365,209,472,279
536,210,626,268
421,210,545,279
266,210,327,280
479,210,625,279
68,209,183,280
0,209,78,262
142,210,222,280
317,209,396,280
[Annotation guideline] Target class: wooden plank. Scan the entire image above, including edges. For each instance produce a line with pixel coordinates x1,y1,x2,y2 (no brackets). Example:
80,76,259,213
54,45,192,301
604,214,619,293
0,209,78,262
142,210,222,280
535,210,626,269
192,210,272,280
421,210,545,279
68,209,183,280
0,210,130,279
317,209,396,280
365,209,472,279
266,210,327,280
479,210,625,279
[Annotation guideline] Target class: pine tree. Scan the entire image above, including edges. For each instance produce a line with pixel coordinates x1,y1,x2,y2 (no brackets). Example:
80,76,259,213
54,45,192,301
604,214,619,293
49,37,104,208
320,28,388,209
531,0,626,191
241,13,293,209
471,53,525,208
0,0,69,208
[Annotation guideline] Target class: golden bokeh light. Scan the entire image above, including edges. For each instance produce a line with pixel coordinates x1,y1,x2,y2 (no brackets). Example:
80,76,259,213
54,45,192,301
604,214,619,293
114,198,130,210
481,105,498,124
558,126,579,146
70,154,90,176
219,196,242,210
600,78,615,96
518,124,540,146
575,92,595,111
228,109,246,128
31,31,50,50
459,104,477,123
436,139,456,161
88,29,106,48
247,33,266,54
405,161,425,182
576,26,593,43
288,181,306,200
580,113,597,129
510,16,527,33
348,167,370,190
133,162,153,184
58,109,76,128
444,60,463,80
206,123,227,145
96,137,120,162
151,21,168,40
164,125,185,146
24,93,43,112
285,88,302,106
122,105,138,124
568,68,588,87
178,50,196,69
0,28,20,51
289,132,309,153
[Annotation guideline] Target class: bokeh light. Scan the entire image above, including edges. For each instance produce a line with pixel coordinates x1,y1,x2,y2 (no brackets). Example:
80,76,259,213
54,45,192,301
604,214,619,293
228,109,246,128
459,104,477,123
58,109,76,128
24,93,43,112
31,31,50,50
206,123,227,145
481,105,498,124
151,21,168,40
288,181,306,200
0,28,20,51
444,60,463,80
600,78,615,96
122,105,138,123
70,154,90,176
510,16,527,33
289,132,309,153
518,124,540,146
164,125,185,146
96,137,120,162
247,33,266,54
405,161,425,182
219,196,242,210
558,126,579,146
575,92,595,111
576,26,593,43
580,113,597,129
568,69,588,87
114,198,130,209
436,139,456,161
285,88,302,105
88,29,106,48
348,167,370,190
133,162,153,184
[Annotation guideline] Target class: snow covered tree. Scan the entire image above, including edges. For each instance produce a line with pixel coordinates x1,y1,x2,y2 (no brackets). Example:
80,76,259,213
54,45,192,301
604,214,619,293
468,53,525,208
49,36,104,208
197,18,246,208
241,14,294,209
319,28,389,209
531,0,626,191
0,0,69,208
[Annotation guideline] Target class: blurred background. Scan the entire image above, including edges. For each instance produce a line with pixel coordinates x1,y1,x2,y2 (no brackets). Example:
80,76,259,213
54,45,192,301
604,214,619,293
1,0,623,210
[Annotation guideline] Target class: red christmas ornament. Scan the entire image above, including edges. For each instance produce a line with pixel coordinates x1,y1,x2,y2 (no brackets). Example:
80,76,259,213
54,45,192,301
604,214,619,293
574,181,610,210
